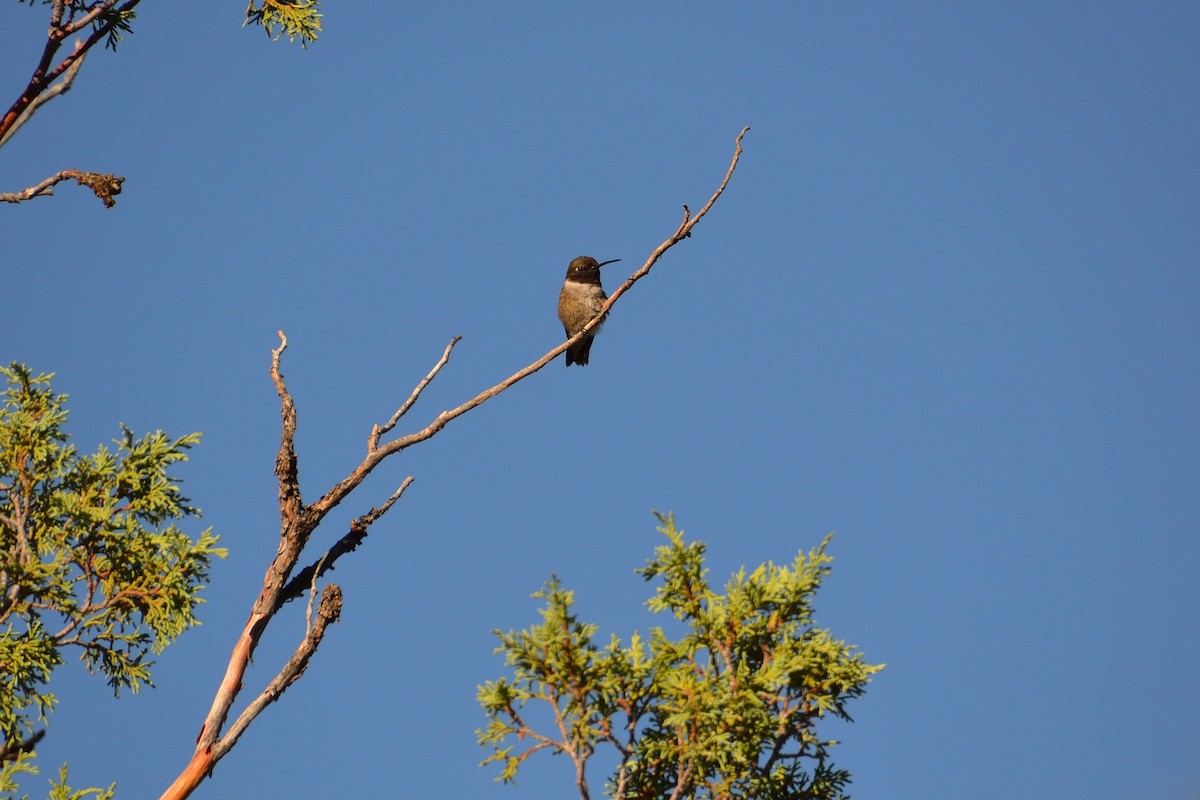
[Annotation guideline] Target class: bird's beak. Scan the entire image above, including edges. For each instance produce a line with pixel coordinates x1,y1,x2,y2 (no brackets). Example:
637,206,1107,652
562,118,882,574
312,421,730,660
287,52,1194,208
597,259,621,268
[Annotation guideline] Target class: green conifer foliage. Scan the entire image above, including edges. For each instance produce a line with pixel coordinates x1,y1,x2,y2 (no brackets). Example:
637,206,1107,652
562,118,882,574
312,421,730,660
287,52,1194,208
479,513,882,800
0,364,224,795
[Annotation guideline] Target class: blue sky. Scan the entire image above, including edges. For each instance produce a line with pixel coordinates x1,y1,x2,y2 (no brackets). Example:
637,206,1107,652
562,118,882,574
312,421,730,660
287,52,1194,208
2,3,1198,798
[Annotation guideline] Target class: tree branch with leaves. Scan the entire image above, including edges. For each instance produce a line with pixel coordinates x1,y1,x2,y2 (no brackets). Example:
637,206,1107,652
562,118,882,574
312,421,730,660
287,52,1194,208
478,513,883,800
0,364,224,798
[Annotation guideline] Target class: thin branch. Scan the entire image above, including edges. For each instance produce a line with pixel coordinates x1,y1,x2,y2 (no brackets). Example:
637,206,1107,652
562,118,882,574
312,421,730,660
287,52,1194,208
49,0,67,28
1,2,136,206
310,127,750,520
273,477,414,611
0,43,86,150
503,705,563,752
0,169,124,208
510,737,560,764
542,680,593,800
666,760,695,800
61,1,127,36
608,704,644,800
598,125,749,325
304,552,327,633
213,584,343,762
369,337,461,451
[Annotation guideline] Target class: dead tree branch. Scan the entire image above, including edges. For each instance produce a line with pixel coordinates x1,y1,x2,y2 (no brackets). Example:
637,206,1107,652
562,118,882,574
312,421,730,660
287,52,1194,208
273,477,414,611
369,337,461,450
213,584,343,762
159,127,748,800
0,169,124,208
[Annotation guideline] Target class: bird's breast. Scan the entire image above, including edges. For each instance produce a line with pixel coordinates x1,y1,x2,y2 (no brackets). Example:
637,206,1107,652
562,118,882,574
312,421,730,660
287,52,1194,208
558,280,608,332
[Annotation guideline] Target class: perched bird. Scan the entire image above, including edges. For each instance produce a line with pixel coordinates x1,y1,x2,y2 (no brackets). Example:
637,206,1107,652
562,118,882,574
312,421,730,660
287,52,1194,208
557,255,620,366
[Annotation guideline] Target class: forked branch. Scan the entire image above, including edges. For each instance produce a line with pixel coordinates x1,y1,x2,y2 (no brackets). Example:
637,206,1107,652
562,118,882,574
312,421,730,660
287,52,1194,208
0,45,86,150
160,127,749,800
0,1,141,145
369,337,461,450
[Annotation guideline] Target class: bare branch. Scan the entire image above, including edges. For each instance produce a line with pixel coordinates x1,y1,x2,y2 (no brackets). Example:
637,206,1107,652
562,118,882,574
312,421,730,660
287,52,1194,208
0,44,86,150
49,0,67,28
369,336,461,451
273,477,414,611
311,127,750,520
576,756,592,800
159,582,344,800
597,126,749,327
161,332,314,800
666,761,695,800
271,331,303,525
608,709,643,800
504,704,564,752
161,128,748,800
0,169,124,207
214,584,343,762
304,552,328,633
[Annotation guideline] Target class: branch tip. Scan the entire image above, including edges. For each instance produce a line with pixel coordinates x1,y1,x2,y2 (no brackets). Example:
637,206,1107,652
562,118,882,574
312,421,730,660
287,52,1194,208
369,336,462,450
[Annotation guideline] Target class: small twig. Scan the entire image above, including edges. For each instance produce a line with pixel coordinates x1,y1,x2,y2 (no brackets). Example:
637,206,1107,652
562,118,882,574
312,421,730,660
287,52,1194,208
592,126,749,335
369,337,461,451
0,169,124,207
503,705,564,755
61,1,126,36
304,553,327,634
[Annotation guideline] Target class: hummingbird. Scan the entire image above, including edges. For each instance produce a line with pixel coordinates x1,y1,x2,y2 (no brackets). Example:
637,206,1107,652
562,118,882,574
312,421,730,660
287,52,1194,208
557,255,620,367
